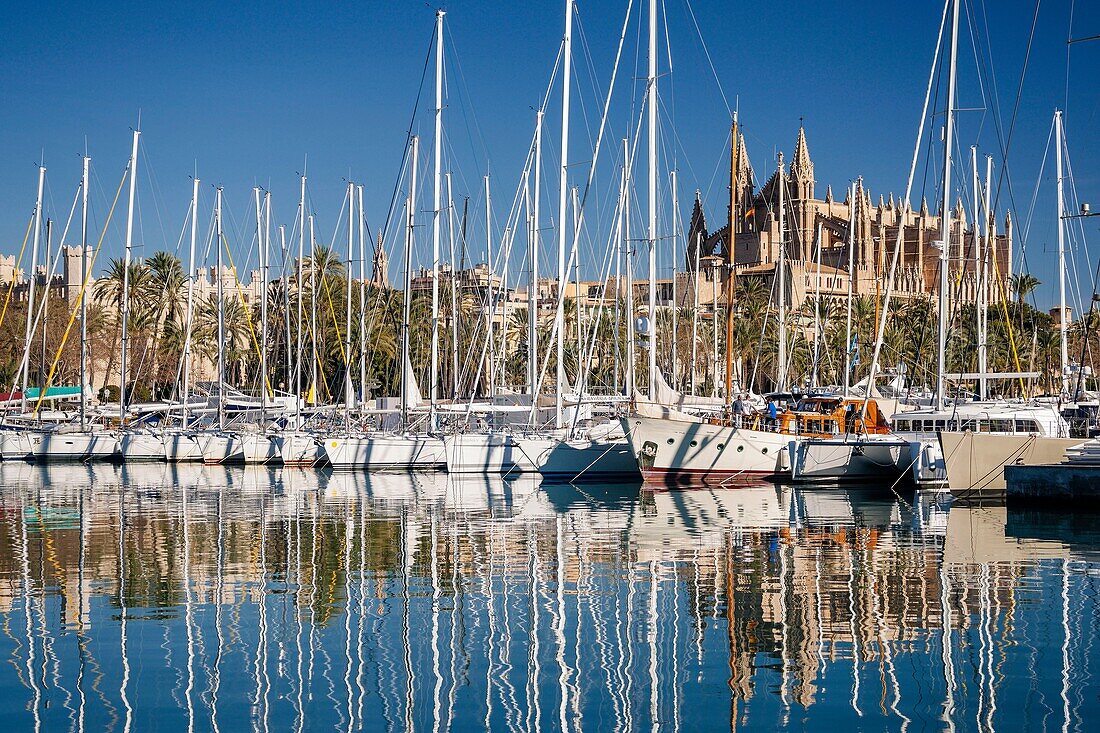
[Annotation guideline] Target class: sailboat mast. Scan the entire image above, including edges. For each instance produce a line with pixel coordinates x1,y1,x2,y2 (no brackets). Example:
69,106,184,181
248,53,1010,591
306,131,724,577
485,174,495,398
445,175,459,400
724,117,737,402
777,154,788,393
935,0,960,412
120,129,140,424
358,185,367,406
670,169,680,391
1055,108,1069,396
430,8,445,428
979,154,992,400
400,136,419,429
262,191,272,411
79,156,90,430
253,188,267,425
529,111,543,397
308,213,318,407
345,181,355,432
623,138,635,398
843,182,856,396
20,165,45,413
296,175,306,418
215,187,226,431
646,0,658,400
555,0,573,430
181,177,199,430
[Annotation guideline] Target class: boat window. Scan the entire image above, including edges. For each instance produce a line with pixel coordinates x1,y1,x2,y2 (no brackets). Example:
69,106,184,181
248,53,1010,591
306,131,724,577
934,420,946,430
977,420,989,432
895,420,909,431
1015,419,1039,433
958,419,977,431
989,419,1013,433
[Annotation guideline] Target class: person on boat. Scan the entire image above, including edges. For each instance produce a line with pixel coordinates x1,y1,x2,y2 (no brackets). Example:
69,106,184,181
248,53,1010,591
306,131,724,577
732,394,745,428
767,400,778,431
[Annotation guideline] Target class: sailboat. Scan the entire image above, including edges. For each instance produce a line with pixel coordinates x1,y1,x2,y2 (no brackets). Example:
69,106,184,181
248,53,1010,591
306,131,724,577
320,55,444,472
623,116,797,484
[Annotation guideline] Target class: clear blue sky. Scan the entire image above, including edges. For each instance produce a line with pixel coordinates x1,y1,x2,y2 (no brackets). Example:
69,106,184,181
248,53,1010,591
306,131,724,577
2,0,1097,310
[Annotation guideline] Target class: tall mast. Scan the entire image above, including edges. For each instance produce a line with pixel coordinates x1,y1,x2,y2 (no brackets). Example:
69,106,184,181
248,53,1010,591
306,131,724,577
79,156,90,430
623,138,635,398
181,177,200,429
670,169,680,391
215,187,226,431
776,154,788,393
555,0,573,429
529,111,543,397
344,181,355,432
1055,108,1069,397
120,129,140,424
485,174,495,398
358,185,368,406
308,213,318,407
254,188,267,426
430,8,445,428
263,191,272,409
20,165,45,413
979,155,992,400
935,0,960,412
725,117,737,402
400,137,420,429
646,0,658,400
296,175,306,419
811,220,822,387
280,224,292,417
446,174,459,399
614,153,627,396
843,182,856,396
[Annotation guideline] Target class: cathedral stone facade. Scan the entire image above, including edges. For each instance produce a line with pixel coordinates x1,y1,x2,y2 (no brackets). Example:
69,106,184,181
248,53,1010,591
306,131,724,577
685,125,1013,310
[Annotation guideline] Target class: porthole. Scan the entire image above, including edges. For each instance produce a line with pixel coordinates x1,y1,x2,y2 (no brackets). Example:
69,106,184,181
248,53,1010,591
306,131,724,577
762,447,769,454
689,440,698,447
716,443,725,450
737,445,744,452
666,438,675,445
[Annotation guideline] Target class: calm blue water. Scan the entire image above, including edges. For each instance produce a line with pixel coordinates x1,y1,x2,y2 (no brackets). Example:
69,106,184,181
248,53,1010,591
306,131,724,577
0,462,1097,732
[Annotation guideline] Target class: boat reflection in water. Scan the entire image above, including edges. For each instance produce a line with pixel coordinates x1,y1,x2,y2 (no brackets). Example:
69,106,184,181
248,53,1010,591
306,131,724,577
0,463,1097,731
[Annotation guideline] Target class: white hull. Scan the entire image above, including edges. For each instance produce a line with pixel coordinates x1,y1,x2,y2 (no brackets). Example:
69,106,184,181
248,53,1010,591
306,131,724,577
323,434,445,471
119,431,165,461
444,432,537,474
621,415,793,484
510,435,640,479
239,433,280,464
275,433,323,466
163,431,203,462
790,436,913,484
0,430,37,461
194,432,245,464
939,431,1085,494
33,431,118,462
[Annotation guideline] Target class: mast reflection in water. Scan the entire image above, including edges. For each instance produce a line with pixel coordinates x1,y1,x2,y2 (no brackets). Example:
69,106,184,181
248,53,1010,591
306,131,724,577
0,462,1097,731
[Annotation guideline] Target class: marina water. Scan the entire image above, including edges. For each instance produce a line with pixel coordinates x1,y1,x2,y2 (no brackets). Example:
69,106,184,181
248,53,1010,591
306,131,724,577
1,463,1097,731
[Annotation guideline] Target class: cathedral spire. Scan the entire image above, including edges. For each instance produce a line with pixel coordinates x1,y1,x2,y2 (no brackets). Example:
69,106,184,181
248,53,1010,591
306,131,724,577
789,121,814,203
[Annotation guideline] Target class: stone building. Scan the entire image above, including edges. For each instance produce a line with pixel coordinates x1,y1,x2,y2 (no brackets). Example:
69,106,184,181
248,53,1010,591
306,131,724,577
685,124,1013,311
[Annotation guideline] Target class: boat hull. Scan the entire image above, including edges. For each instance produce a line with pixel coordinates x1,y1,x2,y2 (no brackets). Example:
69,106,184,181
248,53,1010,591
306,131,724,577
323,434,445,471
194,432,245,464
790,436,913,484
0,430,37,461
444,432,536,474
33,432,118,462
275,433,323,466
163,431,203,462
939,431,1085,495
510,436,640,479
620,415,793,485
119,432,165,461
